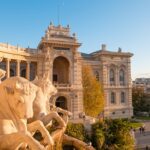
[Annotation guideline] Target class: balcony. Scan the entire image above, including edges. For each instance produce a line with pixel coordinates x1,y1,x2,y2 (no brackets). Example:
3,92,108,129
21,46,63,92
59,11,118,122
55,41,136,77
53,82,72,90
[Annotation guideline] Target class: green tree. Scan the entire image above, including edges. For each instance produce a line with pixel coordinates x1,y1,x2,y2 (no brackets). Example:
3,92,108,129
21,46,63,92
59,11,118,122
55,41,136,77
92,122,105,149
82,65,104,117
132,87,149,113
92,119,134,150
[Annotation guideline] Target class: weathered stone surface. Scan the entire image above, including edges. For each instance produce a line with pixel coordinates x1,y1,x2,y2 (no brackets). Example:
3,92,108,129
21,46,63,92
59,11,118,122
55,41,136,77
0,23,133,120
0,76,95,149
0,77,46,149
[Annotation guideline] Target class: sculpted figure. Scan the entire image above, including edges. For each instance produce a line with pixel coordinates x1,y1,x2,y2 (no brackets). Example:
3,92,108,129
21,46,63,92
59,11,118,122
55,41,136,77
0,77,52,150
30,73,95,150
30,73,72,142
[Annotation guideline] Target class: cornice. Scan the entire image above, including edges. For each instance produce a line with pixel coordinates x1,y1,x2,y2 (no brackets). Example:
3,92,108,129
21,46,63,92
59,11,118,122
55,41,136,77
38,39,81,49
92,50,133,57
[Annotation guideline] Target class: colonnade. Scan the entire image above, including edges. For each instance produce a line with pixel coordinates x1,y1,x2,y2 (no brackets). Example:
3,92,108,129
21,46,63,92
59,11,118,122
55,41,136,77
4,58,33,80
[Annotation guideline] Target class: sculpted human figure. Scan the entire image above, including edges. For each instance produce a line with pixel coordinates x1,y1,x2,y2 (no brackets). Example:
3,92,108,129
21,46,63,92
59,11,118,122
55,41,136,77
0,77,53,150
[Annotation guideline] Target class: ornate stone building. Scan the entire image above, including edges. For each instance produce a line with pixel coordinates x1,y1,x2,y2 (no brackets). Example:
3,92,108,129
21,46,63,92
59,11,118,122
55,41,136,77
0,23,133,119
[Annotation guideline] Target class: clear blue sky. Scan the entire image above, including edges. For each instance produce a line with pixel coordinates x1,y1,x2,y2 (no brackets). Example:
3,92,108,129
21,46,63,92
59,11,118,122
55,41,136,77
0,0,150,79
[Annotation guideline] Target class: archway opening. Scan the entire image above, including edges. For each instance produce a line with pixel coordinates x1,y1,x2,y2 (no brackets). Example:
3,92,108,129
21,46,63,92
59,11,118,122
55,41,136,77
10,69,15,77
53,56,69,84
21,69,26,78
55,96,67,110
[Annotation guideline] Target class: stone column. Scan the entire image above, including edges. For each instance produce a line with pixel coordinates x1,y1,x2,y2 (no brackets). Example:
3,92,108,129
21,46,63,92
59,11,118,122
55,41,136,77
6,58,11,78
115,66,119,86
16,60,20,76
26,61,30,80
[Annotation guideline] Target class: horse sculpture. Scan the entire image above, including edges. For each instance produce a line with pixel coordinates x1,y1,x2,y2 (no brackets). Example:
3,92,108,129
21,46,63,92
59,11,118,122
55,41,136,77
0,77,53,150
30,73,72,144
30,73,95,150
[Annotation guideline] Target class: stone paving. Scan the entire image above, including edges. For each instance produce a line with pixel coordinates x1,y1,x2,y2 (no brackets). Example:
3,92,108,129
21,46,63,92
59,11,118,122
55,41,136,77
135,121,150,149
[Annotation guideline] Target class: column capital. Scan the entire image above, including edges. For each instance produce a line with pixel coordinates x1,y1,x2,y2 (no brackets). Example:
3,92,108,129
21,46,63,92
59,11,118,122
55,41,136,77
16,59,21,63
6,58,11,61
26,61,31,64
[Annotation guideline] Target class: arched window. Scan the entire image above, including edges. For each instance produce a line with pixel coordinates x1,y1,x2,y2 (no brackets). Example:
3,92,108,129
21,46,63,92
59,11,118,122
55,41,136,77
95,71,99,81
110,92,116,104
119,69,125,85
55,96,67,110
121,92,125,103
110,69,115,85
53,56,70,84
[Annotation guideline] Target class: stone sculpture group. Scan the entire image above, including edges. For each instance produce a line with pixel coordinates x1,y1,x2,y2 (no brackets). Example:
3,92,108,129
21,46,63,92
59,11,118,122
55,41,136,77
0,58,95,150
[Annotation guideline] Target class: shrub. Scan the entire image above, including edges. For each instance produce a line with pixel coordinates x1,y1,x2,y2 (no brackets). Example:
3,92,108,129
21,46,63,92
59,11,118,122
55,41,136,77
92,119,134,150
65,122,88,142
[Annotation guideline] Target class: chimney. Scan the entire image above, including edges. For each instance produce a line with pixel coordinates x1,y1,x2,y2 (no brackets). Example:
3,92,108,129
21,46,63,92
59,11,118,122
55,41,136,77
101,44,106,51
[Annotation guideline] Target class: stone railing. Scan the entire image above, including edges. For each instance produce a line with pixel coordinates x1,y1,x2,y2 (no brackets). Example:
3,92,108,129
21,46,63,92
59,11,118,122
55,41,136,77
0,43,37,54
54,83,72,88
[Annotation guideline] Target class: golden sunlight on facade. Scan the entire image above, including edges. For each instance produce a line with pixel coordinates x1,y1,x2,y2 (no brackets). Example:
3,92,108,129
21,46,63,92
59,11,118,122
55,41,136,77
0,23,133,119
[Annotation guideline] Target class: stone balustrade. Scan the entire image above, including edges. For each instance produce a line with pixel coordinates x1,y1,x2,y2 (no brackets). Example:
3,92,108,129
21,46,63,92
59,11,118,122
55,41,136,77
0,43,37,54
54,83,72,88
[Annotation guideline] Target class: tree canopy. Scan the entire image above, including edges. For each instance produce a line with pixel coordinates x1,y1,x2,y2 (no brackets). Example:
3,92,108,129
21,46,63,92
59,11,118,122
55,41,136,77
82,65,104,117
132,87,150,113
92,119,134,150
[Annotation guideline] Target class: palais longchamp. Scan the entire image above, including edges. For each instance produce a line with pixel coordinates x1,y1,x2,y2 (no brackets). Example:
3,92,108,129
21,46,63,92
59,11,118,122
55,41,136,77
0,23,133,119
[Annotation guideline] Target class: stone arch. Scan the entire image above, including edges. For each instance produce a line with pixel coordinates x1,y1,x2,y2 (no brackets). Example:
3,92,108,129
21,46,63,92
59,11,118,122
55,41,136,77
55,96,68,110
51,94,71,111
119,64,126,69
53,56,70,84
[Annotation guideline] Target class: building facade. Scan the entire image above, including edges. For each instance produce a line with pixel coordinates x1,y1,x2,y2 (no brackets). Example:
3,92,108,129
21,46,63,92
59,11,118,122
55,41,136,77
0,23,133,119
133,78,150,94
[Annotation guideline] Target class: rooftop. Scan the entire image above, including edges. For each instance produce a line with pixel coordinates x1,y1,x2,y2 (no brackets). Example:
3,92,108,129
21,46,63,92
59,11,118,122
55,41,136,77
82,44,133,59
38,23,81,49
